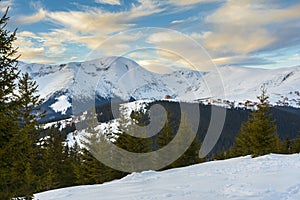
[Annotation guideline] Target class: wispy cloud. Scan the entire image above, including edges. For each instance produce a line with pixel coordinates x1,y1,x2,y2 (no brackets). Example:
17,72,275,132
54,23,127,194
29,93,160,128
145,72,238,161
15,0,164,63
212,55,274,66
95,0,121,6
204,1,300,55
0,0,13,13
146,31,215,71
16,8,46,24
167,0,219,6
13,0,300,70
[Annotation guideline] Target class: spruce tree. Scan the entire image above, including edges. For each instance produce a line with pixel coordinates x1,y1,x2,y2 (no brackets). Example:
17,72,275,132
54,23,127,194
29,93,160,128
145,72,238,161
17,72,45,127
41,126,63,190
0,8,22,199
230,88,279,157
0,7,19,108
290,136,300,153
113,108,154,173
155,117,175,170
0,7,19,144
74,109,119,185
7,72,45,199
0,7,45,196
156,114,203,170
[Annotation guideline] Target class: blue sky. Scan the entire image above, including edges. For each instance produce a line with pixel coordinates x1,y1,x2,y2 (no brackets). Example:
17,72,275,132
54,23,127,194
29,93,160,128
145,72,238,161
1,0,300,72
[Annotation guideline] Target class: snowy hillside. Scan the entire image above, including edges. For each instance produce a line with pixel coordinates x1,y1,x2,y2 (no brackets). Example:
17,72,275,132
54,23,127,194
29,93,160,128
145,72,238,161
34,153,300,200
18,57,300,117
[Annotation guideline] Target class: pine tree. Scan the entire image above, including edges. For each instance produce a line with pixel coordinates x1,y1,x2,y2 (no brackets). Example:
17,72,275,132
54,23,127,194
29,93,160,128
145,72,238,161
155,117,176,170
59,144,77,188
6,72,46,199
0,8,22,199
156,114,203,170
17,72,45,128
45,127,62,189
113,108,154,173
171,133,203,168
40,126,76,191
0,7,19,144
230,88,279,157
74,109,119,185
0,7,19,108
279,136,292,154
290,136,300,153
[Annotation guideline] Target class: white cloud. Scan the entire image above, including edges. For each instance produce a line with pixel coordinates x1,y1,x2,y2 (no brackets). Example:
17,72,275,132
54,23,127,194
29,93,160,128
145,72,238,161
128,50,185,73
212,55,272,66
16,8,46,24
86,31,143,60
204,1,300,55
147,31,216,71
46,10,132,35
95,0,121,5
190,32,211,41
0,0,13,13
167,0,219,6
290,54,300,61
136,59,177,74
15,0,164,63
171,19,184,24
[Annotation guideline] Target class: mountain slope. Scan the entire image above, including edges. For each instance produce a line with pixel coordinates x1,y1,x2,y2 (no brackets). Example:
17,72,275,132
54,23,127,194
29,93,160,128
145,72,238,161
34,153,300,200
18,57,300,118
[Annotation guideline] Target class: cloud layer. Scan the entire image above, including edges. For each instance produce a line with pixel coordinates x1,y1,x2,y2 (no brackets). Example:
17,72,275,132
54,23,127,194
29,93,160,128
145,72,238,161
9,0,300,70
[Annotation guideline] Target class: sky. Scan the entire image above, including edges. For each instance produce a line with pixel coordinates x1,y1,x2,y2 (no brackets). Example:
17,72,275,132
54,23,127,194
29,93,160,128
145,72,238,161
1,0,300,73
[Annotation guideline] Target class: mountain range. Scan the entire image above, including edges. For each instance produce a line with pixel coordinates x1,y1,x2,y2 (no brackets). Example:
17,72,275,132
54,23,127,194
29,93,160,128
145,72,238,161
18,56,300,120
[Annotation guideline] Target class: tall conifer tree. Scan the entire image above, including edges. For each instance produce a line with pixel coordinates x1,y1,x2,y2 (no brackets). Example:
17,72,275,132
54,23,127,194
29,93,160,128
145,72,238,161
231,88,279,157
0,7,21,199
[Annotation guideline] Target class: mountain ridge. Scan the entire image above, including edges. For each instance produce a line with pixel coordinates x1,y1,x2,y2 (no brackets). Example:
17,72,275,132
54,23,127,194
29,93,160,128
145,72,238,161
17,56,300,119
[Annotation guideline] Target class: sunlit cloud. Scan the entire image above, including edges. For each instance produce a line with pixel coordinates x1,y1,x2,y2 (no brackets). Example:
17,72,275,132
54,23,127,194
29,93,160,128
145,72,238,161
127,50,188,74
136,59,177,74
95,0,121,6
16,8,46,24
11,0,300,70
15,0,164,63
146,31,215,71
204,1,300,55
167,0,219,6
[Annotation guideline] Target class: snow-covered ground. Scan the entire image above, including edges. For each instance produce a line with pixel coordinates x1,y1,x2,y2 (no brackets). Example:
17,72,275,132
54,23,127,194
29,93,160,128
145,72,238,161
34,154,300,200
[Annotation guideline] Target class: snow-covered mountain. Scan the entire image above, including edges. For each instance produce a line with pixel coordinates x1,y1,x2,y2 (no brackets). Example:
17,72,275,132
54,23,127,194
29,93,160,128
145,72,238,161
34,153,300,200
18,56,300,118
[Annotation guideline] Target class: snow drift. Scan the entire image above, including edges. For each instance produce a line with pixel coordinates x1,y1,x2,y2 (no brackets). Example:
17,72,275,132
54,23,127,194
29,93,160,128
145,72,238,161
34,153,300,200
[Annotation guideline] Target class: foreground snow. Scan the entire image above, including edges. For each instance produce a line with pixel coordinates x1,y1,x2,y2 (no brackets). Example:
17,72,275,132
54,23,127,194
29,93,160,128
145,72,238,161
35,154,300,200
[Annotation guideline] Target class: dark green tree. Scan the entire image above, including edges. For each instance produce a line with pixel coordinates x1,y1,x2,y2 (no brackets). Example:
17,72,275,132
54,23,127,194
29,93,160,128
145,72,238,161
7,72,45,199
230,88,279,157
0,6,19,146
17,72,44,127
74,110,121,185
0,7,22,200
113,108,154,173
279,136,292,154
41,126,64,190
290,136,300,153
156,114,203,170
0,7,19,108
